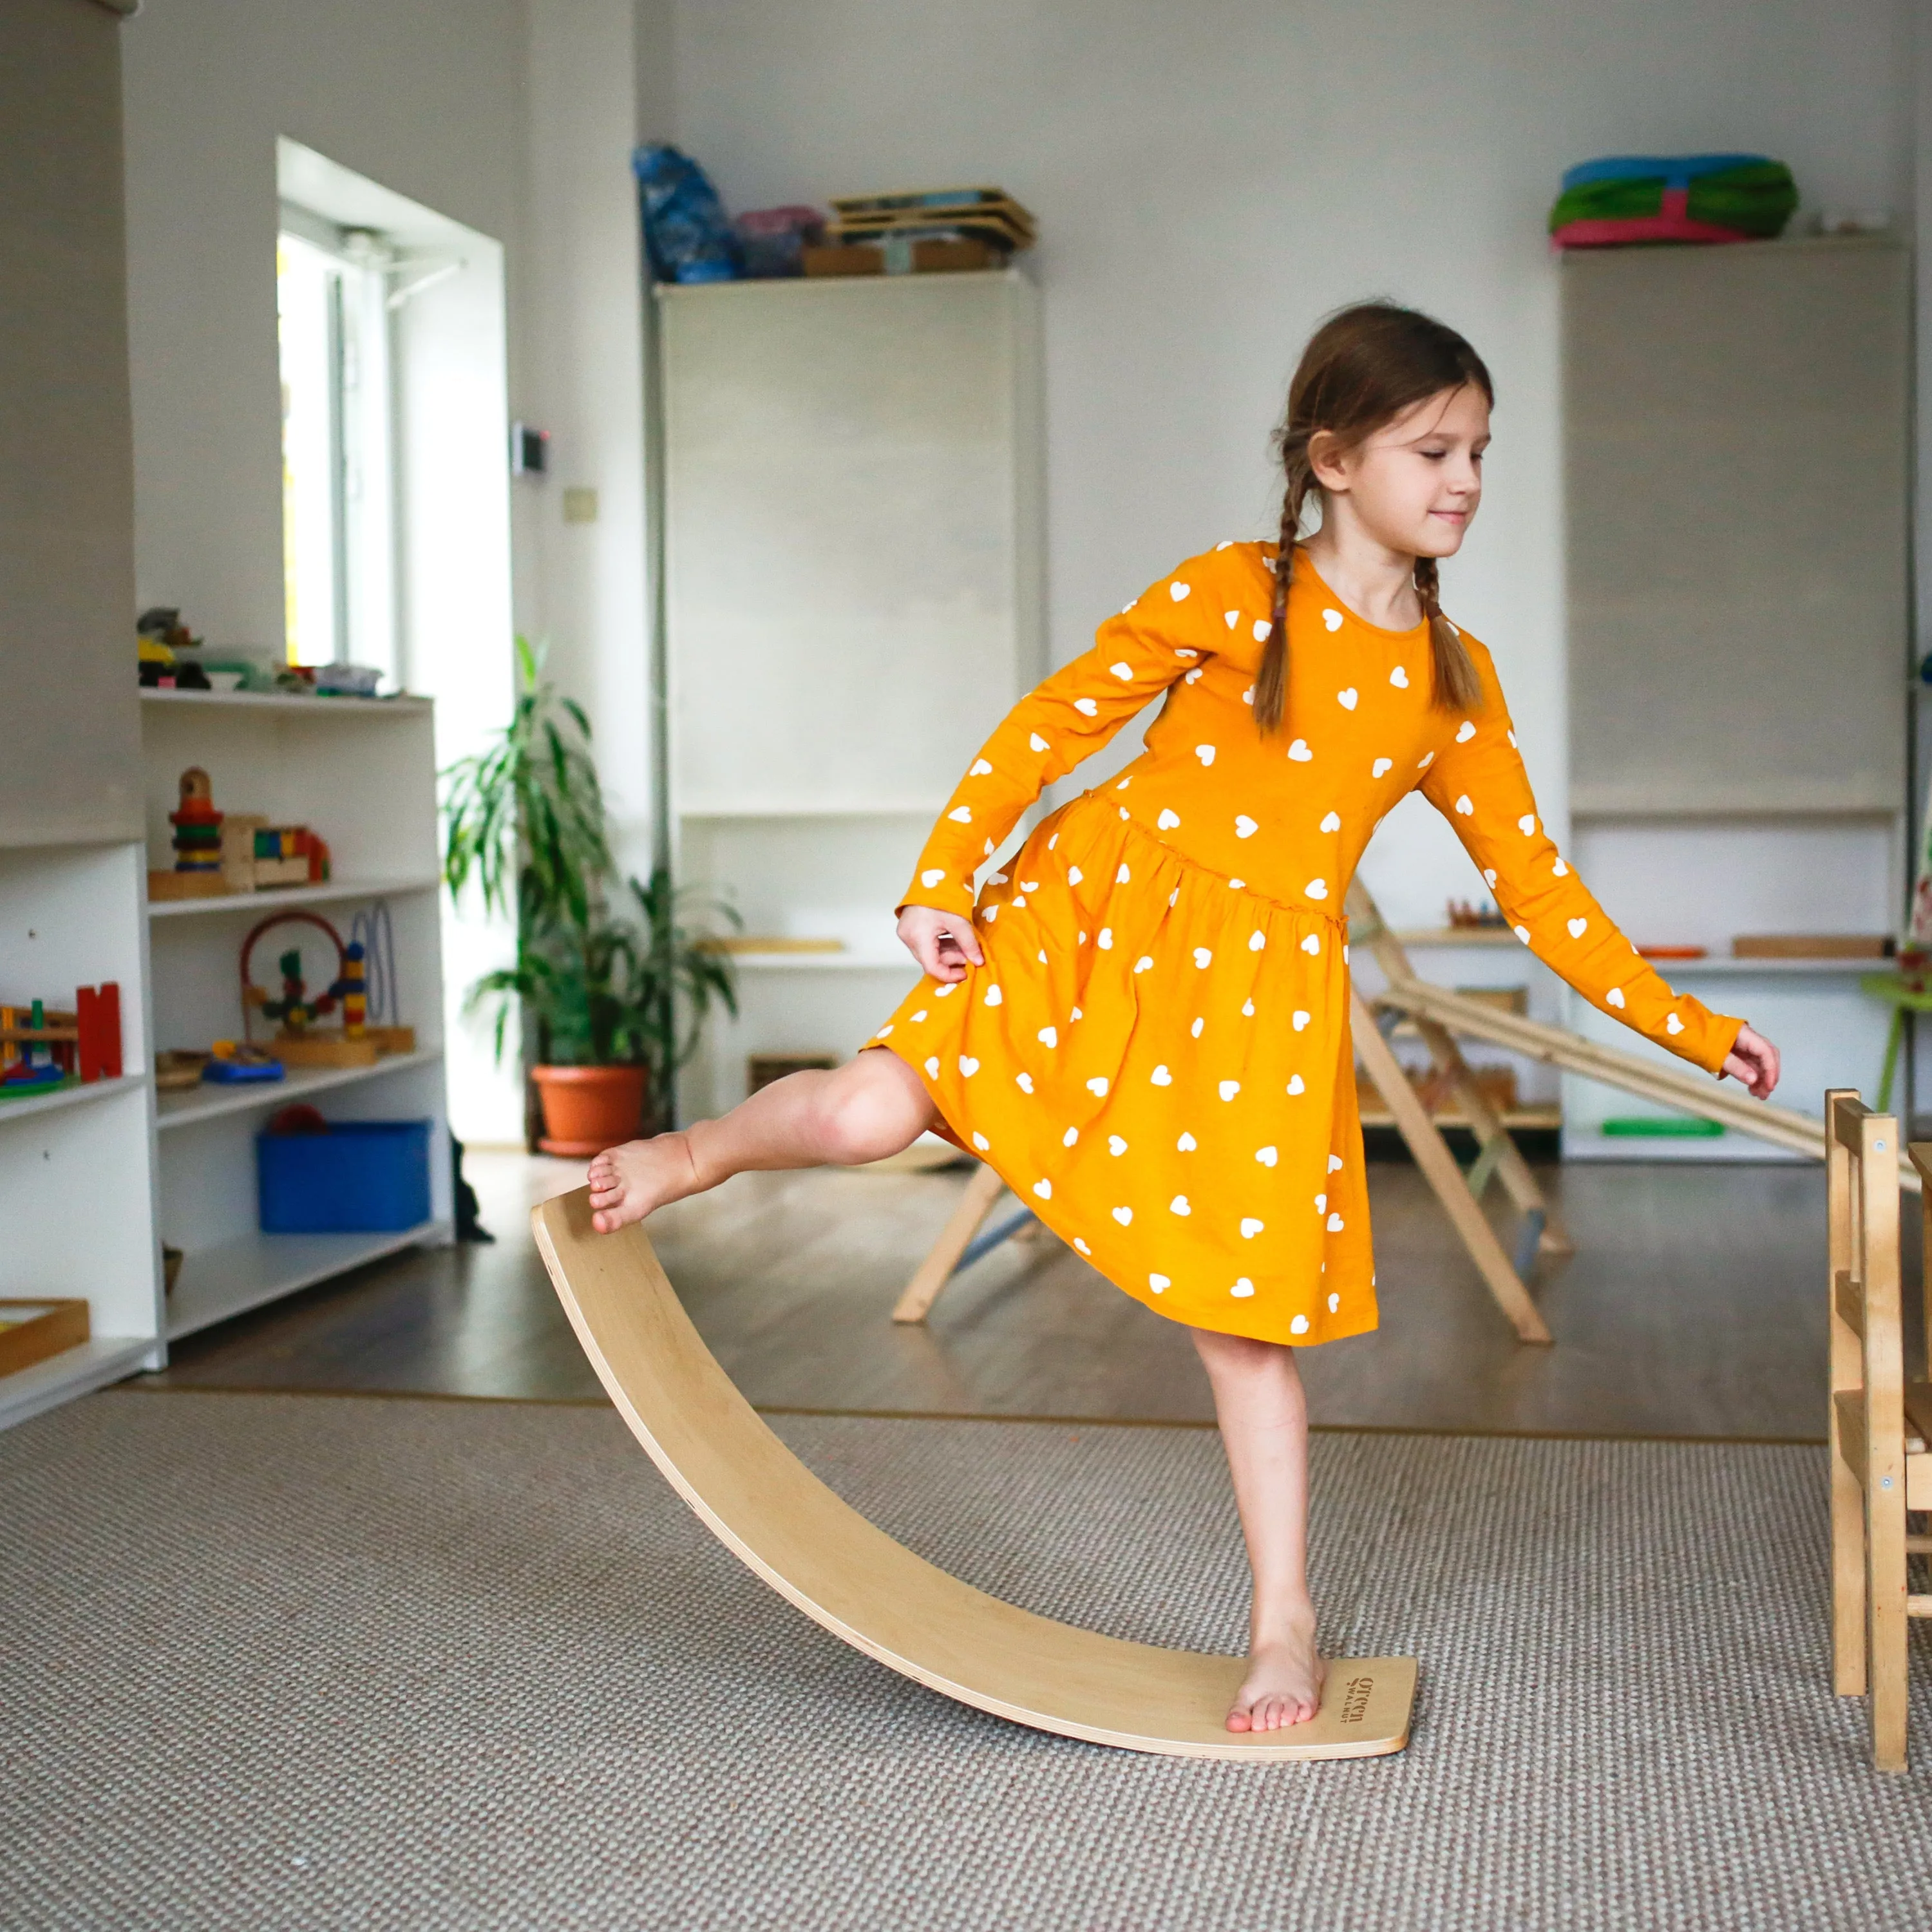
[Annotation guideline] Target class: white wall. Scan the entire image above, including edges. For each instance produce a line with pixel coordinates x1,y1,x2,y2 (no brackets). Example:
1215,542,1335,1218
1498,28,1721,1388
668,0,1915,925
120,0,530,654
522,0,654,882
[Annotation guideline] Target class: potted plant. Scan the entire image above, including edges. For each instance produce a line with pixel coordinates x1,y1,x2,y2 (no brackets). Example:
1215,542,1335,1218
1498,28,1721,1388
441,638,739,1152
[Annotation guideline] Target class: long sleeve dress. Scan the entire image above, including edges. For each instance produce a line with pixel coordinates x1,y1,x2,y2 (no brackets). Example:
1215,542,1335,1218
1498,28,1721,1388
864,541,1745,1347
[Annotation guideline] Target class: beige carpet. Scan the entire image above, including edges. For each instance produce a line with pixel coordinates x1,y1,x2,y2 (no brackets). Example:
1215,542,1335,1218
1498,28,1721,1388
2,1389,1929,1930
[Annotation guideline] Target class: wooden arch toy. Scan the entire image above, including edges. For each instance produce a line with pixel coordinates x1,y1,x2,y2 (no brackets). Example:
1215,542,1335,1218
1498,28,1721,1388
532,1188,1416,1761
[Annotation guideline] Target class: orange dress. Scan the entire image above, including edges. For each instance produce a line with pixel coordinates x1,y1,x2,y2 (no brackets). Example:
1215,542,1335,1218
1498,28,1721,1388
866,543,1744,1345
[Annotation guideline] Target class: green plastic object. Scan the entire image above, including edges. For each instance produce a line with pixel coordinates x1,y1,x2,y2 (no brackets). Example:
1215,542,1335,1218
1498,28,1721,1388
1601,1117,1725,1138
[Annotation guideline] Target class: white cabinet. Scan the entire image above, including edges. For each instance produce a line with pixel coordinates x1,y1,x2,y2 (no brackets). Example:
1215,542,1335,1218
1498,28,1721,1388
1559,238,1911,1155
658,270,1045,1115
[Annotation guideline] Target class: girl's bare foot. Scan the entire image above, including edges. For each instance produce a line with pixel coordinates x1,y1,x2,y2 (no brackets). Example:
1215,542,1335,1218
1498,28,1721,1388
1227,1610,1325,1732
586,1133,701,1234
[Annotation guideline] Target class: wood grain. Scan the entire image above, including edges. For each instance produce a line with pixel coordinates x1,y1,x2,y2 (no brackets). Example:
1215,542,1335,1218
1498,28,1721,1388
531,1188,1416,1761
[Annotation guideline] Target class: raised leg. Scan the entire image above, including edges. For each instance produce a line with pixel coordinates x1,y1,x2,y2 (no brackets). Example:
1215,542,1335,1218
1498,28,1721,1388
586,1046,937,1233
1190,1326,1323,1732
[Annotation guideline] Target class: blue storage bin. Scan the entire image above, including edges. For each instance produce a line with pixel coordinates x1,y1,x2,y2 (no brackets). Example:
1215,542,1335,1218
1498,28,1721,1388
257,1119,432,1233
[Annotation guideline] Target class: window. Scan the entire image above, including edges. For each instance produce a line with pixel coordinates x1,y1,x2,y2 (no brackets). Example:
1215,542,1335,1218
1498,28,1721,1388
277,211,395,678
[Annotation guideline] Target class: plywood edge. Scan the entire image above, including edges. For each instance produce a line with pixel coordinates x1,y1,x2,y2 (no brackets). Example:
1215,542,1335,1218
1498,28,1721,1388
531,1192,1416,1762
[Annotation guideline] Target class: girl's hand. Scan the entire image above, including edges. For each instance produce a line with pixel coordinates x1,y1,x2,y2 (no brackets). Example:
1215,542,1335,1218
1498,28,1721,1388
897,904,983,982
1720,1023,1780,1101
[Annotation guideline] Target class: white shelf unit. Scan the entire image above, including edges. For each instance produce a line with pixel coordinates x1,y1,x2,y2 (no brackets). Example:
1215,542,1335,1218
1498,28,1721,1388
1557,238,1910,1159
140,690,451,1331
0,839,164,1426
657,271,1045,1118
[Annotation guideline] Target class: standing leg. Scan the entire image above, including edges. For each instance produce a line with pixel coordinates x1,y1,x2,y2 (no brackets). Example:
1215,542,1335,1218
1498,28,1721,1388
586,1046,938,1233
1190,1326,1324,1731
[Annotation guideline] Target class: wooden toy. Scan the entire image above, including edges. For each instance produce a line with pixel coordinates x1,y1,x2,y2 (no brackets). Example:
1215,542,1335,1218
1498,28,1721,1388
1826,1094,1931,1770
148,767,332,901
0,984,121,1095
533,1189,1416,1761
0,1299,90,1378
203,1041,286,1084
239,912,386,1066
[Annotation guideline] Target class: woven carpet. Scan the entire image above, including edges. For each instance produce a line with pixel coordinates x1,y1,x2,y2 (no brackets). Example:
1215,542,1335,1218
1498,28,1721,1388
3,1392,1930,1931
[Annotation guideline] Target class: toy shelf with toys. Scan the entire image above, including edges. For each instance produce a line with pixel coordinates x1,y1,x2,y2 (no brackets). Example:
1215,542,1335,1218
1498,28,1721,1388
138,688,451,1349
0,838,164,1428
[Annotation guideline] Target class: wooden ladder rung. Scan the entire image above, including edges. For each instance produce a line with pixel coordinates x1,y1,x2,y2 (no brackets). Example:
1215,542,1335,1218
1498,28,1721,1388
1834,1269,1864,1340
1834,1390,1866,1474
1909,1596,1932,1618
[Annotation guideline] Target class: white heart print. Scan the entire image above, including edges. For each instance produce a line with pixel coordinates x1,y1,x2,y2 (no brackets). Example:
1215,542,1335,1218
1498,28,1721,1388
1288,740,1313,762
1032,1180,1052,1200
1086,1076,1109,1096
972,1133,989,1151
1606,988,1625,1009
1320,811,1341,833
1224,609,1240,629
1287,1075,1306,1095
1290,1313,1309,1333
1305,878,1328,900
1196,744,1216,766
1016,1072,1034,1093
1157,808,1182,829
1323,609,1343,632
1455,794,1473,816
1567,918,1588,939
1109,661,1132,680
984,985,1002,1006
1327,1213,1345,1232
1148,1274,1170,1293
1151,1065,1172,1085
1256,1146,1278,1166
1300,934,1321,955
1372,758,1393,778
1108,1135,1128,1155
1235,815,1258,838
1075,697,1098,716
1292,1010,1311,1031
1170,1195,1192,1217
1518,814,1537,835
1253,620,1272,643
1233,1279,1256,1299
1169,581,1191,601
1193,947,1212,969
1390,667,1409,688
947,806,971,822
921,868,945,887
1338,688,1358,710
1666,1013,1684,1035
1037,1027,1057,1048
1177,1132,1198,1151
970,759,993,775
1218,1081,1240,1101
1113,1206,1133,1226
1241,1218,1264,1238
1456,720,1476,743
958,1056,979,1075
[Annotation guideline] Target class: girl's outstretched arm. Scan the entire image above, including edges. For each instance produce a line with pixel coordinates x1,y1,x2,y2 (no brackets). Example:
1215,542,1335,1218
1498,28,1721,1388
896,554,1229,924
1418,639,1770,1091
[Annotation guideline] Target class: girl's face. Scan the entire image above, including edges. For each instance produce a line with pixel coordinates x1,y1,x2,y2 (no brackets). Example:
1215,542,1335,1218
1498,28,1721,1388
1310,383,1491,558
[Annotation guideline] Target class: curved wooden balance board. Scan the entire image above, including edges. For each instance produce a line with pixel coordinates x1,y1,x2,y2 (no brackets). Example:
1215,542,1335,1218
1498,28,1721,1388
533,1189,1417,1761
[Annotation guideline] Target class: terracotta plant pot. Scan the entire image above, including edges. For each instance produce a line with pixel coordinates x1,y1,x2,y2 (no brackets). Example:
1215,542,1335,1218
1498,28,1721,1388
531,1064,649,1157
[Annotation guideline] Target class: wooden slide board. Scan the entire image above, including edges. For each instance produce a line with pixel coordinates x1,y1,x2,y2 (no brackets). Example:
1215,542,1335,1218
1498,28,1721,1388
533,1189,1416,1761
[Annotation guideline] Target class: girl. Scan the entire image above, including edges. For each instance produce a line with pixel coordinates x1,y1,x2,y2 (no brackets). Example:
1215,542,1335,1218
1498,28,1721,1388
587,301,1783,1734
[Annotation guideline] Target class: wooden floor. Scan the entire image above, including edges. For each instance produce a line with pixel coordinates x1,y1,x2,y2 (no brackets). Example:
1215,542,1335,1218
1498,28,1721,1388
140,1148,1900,1442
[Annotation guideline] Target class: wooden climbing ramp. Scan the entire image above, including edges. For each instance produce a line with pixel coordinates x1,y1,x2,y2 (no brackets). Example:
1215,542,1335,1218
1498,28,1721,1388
532,1188,1416,1761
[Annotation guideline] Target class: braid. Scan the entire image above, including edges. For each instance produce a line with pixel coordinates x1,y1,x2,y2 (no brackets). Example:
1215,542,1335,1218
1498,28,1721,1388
1253,440,1311,734
1414,556,1482,710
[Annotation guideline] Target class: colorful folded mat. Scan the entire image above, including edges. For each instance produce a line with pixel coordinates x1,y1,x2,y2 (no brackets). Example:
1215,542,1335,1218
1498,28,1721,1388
1549,154,1797,248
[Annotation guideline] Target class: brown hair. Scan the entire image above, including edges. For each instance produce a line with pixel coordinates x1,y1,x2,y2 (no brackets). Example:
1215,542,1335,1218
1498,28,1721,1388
1255,301,1491,733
